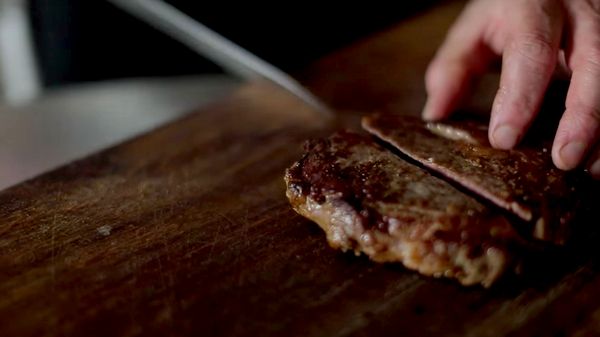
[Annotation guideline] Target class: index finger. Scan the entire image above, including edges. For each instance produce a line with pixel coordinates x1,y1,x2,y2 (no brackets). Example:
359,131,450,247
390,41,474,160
488,1,563,149
423,2,494,121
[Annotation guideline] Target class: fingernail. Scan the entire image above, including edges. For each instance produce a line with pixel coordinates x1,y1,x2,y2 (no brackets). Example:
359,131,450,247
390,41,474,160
422,98,437,121
558,142,586,169
491,125,519,149
589,158,600,178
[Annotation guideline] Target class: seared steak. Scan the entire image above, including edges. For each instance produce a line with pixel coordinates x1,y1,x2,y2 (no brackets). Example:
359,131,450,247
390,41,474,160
362,114,586,244
285,131,525,287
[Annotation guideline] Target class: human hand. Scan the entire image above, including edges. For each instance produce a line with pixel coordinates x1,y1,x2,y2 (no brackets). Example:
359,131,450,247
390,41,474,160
423,0,600,178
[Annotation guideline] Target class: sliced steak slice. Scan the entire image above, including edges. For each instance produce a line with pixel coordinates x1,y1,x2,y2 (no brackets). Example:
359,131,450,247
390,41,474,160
284,131,525,287
362,113,587,244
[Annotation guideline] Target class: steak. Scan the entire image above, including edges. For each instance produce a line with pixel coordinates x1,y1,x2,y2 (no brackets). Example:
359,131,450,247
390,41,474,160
362,113,587,244
284,131,525,287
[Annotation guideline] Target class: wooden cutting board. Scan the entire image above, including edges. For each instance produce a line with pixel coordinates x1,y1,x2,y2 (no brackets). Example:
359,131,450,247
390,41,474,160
2,1,600,336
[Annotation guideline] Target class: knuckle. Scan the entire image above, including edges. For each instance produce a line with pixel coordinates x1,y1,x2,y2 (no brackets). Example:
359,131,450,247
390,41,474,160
574,0,600,16
580,104,600,124
510,32,557,68
565,101,600,133
508,94,537,118
538,0,557,16
572,45,600,74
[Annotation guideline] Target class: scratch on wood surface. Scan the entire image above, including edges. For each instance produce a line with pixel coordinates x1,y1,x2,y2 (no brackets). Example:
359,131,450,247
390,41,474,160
330,276,424,337
206,213,226,262
0,211,20,237
122,260,142,334
236,209,253,287
465,267,593,337
160,233,177,293
157,252,168,291
50,214,57,289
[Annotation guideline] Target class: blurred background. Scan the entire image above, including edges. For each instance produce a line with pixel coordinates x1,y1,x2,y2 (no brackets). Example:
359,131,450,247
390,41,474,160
30,1,435,88
0,0,436,190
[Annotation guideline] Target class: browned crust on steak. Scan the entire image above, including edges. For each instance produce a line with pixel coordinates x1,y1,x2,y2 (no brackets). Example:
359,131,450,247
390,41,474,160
362,113,587,244
284,131,524,287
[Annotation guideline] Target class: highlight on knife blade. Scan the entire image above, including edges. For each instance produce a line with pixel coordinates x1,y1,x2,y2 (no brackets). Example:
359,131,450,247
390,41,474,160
108,0,333,118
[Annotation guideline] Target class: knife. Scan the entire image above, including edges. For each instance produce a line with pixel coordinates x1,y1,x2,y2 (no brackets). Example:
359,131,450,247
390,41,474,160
108,0,333,118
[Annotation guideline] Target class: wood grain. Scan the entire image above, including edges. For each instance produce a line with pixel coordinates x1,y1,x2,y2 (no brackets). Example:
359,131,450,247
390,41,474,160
1,1,599,336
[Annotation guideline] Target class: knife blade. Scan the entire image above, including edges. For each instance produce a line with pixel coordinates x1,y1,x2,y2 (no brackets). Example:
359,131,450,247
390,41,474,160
108,0,333,118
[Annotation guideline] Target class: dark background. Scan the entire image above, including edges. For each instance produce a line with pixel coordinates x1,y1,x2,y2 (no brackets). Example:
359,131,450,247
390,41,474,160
29,1,437,88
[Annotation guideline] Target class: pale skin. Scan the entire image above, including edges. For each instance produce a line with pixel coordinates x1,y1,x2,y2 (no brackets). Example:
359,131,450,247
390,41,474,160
423,0,600,179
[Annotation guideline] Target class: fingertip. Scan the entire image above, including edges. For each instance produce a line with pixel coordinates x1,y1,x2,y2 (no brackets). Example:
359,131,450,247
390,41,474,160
551,133,567,170
551,148,570,171
422,64,437,121
552,141,587,171
489,124,520,149
422,95,444,121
